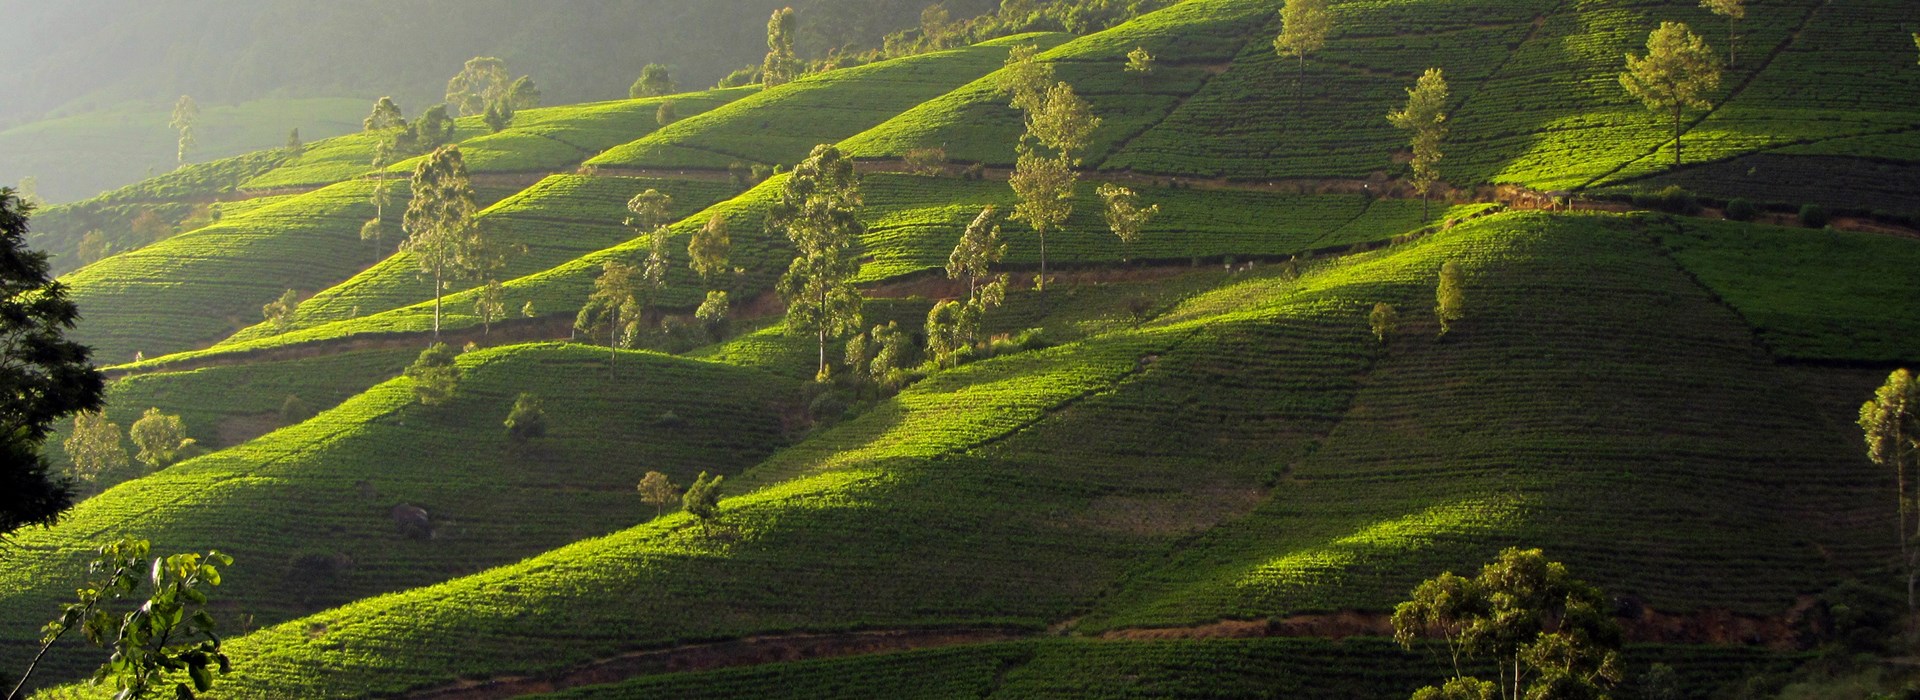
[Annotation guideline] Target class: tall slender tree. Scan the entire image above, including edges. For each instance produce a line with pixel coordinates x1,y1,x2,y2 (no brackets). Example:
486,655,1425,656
771,144,865,381
1700,0,1746,67
169,95,199,167
762,8,802,88
1860,368,1920,619
401,145,485,338
362,139,396,261
1620,22,1721,169
690,213,732,283
1436,260,1465,335
1274,0,1332,85
1387,68,1451,220
998,43,1055,113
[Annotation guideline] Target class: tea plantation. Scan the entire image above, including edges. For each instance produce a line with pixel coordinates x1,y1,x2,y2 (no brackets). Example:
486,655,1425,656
7,0,1920,696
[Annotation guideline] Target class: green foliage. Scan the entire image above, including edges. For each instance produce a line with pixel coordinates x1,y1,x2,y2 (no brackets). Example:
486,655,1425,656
404,343,461,406
127,407,193,471
1387,68,1450,211
0,187,105,536
1095,182,1157,256
61,411,128,487
1392,548,1623,700
170,95,200,166
504,392,548,443
682,470,725,535
1274,0,1331,69
772,145,866,381
1722,198,1757,222
1620,22,1722,168
10,538,232,700
402,145,491,336
1434,260,1464,335
261,289,300,334
1799,203,1829,228
631,64,675,98
637,470,678,520
0,344,798,688
762,8,802,88
1370,302,1399,345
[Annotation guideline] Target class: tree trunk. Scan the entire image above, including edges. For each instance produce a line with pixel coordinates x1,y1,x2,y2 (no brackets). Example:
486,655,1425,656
1673,107,1683,169
1038,229,1049,292
1421,189,1430,222
432,269,443,339
1728,18,1738,68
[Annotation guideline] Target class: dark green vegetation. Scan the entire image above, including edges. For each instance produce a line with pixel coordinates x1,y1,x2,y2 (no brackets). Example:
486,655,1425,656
529,639,1791,700
6,0,1920,696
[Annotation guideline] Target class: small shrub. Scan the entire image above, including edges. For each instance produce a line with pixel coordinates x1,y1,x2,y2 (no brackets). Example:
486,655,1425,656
1800,204,1829,228
280,394,313,425
1723,198,1757,222
504,392,548,442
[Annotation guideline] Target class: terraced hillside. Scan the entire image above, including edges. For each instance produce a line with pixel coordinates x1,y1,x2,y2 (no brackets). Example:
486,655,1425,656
7,0,1920,697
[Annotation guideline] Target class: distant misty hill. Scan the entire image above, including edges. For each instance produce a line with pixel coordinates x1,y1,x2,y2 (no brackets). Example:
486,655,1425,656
0,0,988,126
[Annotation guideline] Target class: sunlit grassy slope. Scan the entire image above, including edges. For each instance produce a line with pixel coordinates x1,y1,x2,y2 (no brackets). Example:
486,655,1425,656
12,0,1920,696
584,39,1046,171
72,212,1880,698
0,343,803,684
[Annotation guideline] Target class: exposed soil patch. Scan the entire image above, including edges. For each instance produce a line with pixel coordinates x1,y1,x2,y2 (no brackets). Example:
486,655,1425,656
404,628,1026,700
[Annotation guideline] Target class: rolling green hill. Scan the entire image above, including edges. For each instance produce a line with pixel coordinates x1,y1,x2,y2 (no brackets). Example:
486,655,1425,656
7,0,1920,697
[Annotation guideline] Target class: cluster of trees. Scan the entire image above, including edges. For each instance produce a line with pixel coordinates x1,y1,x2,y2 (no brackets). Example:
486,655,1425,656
1393,549,1624,700
63,407,197,492
636,470,727,536
575,186,736,364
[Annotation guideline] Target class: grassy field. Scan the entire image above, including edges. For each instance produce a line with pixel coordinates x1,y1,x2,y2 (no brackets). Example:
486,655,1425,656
40,349,416,479
220,174,746,341
1079,212,1888,631
58,179,523,363
0,343,804,686
585,41,1030,171
1658,217,1920,363
838,0,1268,168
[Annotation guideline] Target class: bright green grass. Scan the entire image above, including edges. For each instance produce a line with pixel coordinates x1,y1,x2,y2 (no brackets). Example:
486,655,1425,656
0,97,366,204
534,638,1789,700
59,179,521,364
838,3,1248,169
137,234,1392,696
220,175,746,342
131,174,1462,369
1593,0,1920,189
41,349,415,479
1658,217,1920,363
1078,211,1887,632
0,343,803,687
585,42,1026,171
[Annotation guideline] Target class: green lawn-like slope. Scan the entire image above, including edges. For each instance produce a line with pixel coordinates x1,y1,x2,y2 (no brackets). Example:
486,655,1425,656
148,222,1397,696
1078,211,1887,631
59,179,522,363
1658,217,1920,363
839,0,1270,167
584,39,1042,171
0,343,803,686
127,173,1467,369
41,349,416,475
219,174,747,342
